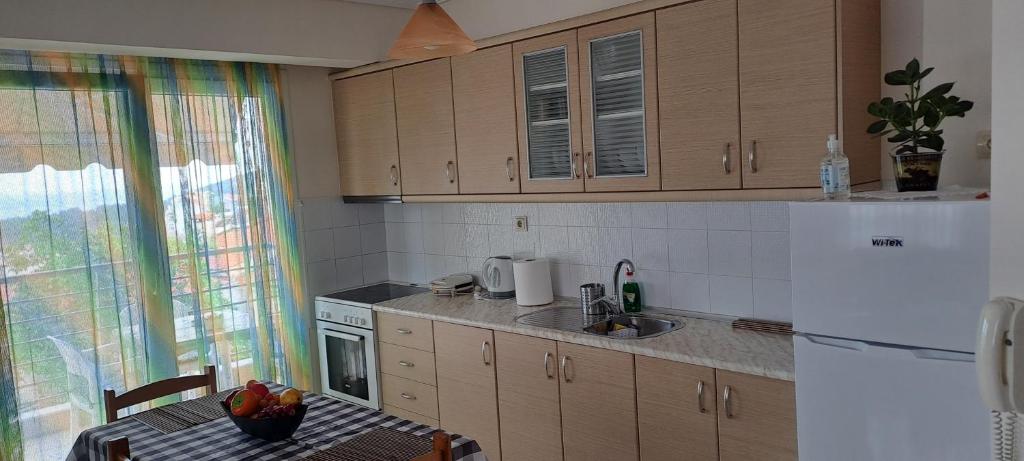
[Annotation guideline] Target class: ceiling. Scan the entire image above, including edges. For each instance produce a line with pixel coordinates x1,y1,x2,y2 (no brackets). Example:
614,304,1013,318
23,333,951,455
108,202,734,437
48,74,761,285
344,0,447,9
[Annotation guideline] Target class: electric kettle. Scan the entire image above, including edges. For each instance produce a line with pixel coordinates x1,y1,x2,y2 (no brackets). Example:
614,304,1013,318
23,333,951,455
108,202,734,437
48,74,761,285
481,256,515,299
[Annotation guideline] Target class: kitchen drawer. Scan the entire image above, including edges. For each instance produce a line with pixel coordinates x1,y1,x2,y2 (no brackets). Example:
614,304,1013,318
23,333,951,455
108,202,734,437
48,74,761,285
379,342,437,385
381,373,439,419
377,312,434,352
383,404,441,428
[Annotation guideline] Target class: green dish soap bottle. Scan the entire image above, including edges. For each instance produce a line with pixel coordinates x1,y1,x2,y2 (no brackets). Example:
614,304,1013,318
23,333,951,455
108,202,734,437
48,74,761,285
621,270,642,313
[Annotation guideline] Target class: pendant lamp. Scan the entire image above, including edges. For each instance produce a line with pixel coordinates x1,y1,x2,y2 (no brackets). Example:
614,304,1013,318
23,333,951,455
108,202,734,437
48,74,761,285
387,0,476,60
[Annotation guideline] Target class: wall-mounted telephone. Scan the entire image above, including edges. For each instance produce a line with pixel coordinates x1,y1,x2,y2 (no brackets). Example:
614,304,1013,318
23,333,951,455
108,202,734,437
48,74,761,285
977,297,1024,461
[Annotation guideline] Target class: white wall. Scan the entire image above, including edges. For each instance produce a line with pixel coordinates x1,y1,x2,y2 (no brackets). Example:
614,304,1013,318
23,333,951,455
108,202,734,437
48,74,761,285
443,0,642,39
881,0,992,189
0,0,411,67
281,66,342,200
989,0,1024,299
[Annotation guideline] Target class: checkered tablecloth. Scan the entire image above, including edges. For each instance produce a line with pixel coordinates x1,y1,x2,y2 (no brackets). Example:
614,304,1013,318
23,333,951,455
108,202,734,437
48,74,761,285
67,383,485,461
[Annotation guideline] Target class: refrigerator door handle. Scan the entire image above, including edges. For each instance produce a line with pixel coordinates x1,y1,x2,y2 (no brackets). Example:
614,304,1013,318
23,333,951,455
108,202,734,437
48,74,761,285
910,348,975,363
802,334,869,351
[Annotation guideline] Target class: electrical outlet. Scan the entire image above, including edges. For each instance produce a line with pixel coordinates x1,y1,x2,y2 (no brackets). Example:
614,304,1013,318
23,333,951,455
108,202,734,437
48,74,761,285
977,129,992,159
513,216,528,232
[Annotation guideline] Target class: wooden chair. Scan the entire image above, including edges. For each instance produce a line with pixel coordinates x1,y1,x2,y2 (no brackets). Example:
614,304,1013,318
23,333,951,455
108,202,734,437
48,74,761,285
103,365,218,423
412,432,453,461
103,366,217,460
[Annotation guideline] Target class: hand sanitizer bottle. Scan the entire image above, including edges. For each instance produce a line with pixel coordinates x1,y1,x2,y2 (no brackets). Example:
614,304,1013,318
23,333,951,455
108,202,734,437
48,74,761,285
820,139,836,200
828,134,851,200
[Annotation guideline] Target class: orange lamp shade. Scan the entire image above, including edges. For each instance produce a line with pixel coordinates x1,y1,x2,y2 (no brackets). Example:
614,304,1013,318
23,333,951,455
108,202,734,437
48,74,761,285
387,1,477,60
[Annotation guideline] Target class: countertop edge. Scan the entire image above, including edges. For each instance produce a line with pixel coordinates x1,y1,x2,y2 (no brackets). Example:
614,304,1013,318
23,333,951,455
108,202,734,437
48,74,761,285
371,303,794,382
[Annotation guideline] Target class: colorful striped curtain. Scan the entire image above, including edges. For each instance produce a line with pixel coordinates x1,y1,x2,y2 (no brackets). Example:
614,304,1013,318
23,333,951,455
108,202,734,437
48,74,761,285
0,51,309,461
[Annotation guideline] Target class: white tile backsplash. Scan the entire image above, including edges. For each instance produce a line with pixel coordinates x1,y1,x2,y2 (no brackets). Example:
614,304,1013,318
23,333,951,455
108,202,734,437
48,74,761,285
360,223,387,254
333,226,362,259
632,228,669,271
335,256,364,290
710,275,754,317
668,229,709,274
631,202,668,228
708,202,751,230
709,230,752,276
362,252,388,284
422,223,446,255
306,200,792,323
753,278,793,322
667,202,708,229
752,231,791,280
304,229,334,262
670,272,711,313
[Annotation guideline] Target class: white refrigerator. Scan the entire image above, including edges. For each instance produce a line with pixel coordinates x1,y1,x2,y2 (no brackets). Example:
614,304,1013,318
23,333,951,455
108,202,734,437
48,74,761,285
791,200,992,460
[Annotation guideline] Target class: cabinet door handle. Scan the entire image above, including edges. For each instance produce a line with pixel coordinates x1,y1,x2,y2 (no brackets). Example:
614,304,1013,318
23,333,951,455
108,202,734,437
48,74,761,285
481,340,491,365
722,143,732,175
584,151,594,178
560,356,573,382
400,393,417,401
723,385,734,418
543,351,553,379
390,164,399,186
445,160,455,184
747,140,758,173
506,156,515,182
571,152,581,178
395,328,412,335
697,380,707,413
398,360,414,368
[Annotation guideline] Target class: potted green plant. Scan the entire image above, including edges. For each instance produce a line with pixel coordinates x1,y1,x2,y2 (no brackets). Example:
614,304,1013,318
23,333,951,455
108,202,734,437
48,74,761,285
867,58,974,191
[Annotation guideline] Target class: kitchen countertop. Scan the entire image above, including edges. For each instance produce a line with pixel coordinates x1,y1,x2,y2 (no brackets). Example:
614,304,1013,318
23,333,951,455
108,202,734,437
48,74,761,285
374,292,794,381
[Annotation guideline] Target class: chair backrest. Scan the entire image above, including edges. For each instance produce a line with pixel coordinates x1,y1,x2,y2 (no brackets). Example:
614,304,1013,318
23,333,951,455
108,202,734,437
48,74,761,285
103,365,218,423
412,432,453,461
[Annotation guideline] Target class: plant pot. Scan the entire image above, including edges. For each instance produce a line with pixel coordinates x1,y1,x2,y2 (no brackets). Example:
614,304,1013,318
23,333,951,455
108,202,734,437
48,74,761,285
890,150,944,192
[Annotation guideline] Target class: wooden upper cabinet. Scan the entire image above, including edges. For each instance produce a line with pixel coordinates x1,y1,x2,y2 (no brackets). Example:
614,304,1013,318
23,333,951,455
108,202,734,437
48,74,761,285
738,0,836,188
434,322,502,461
577,13,660,192
452,45,521,194
657,0,741,191
557,342,638,461
333,71,401,196
514,30,585,193
716,370,797,461
636,356,719,461
494,332,563,461
394,59,459,195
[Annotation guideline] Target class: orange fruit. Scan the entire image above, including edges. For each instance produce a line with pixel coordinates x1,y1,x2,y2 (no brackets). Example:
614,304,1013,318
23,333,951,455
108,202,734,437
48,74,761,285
230,389,261,417
280,388,303,406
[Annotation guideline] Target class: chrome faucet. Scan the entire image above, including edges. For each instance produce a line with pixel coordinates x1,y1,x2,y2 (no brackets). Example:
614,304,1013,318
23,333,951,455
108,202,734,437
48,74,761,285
611,258,635,314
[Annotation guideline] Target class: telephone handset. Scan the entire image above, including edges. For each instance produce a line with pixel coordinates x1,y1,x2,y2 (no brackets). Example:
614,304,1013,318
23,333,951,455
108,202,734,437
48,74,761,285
977,297,1024,461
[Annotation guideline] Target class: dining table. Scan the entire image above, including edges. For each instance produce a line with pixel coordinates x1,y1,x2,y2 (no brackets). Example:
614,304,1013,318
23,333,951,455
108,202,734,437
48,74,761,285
67,383,485,461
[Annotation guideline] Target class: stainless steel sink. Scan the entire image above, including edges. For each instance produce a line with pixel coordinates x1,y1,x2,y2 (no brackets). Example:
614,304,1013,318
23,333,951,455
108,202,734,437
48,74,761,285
515,307,683,339
582,314,681,339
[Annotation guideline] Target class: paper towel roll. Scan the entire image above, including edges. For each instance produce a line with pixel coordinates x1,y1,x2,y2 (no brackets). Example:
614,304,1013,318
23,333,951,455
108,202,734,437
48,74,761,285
513,258,554,306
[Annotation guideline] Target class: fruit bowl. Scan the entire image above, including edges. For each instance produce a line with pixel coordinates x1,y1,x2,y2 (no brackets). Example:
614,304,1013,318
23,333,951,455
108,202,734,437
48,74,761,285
220,401,308,442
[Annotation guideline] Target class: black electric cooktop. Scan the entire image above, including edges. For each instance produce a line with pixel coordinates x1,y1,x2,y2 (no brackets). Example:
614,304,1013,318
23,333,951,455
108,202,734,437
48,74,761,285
318,283,428,305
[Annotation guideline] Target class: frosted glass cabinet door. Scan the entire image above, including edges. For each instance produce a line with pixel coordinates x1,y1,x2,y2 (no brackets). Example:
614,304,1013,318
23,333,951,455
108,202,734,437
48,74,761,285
514,30,585,194
578,13,660,192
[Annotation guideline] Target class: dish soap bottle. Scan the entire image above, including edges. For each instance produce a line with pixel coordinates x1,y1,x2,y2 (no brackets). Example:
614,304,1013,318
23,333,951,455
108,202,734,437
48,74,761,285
621,270,642,313
828,134,851,200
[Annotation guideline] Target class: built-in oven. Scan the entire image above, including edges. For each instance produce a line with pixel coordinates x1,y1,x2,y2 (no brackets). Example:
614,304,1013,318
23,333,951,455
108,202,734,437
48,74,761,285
314,283,428,409
315,305,378,408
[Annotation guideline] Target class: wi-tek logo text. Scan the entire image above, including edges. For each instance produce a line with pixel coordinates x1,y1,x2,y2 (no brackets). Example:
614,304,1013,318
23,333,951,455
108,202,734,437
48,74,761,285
871,236,904,247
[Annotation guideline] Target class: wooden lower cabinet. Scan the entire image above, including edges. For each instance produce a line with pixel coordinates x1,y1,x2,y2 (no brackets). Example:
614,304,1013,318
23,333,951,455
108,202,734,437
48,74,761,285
494,332,563,461
636,356,719,461
434,322,502,461
716,370,797,461
557,342,638,461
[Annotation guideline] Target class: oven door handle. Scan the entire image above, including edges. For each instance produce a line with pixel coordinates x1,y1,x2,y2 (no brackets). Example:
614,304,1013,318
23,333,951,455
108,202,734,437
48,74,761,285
323,329,364,343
